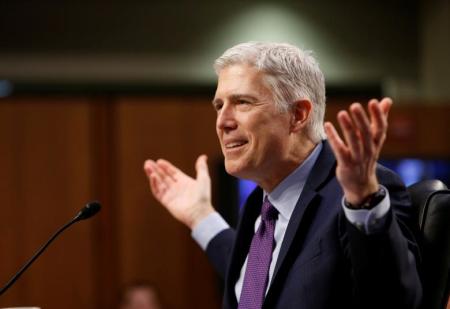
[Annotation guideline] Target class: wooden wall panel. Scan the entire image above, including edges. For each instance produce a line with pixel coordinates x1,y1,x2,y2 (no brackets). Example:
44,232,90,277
0,95,224,309
0,98,98,309
114,97,222,309
88,99,121,309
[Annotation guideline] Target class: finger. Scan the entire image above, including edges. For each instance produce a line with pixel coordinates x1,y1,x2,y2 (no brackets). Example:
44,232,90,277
337,110,362,162
324,122,351,164
368,98,391,146
379,97,393,116
149,159,175,186
196,154,211,185
157,159,180,182
369,97,392,128
145,160,167,198
350,103,373,156
145,160,170,191
149,174,161,198
144,160,160,195
143,159,156,178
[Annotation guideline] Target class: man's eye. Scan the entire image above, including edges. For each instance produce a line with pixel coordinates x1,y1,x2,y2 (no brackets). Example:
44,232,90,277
214,103,223,111
237,99,250,104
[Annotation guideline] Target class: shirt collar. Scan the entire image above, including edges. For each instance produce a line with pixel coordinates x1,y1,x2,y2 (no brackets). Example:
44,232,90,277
264,142,323,220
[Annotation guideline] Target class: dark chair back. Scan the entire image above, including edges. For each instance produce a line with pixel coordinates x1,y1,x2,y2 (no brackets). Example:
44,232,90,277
408,179,450,309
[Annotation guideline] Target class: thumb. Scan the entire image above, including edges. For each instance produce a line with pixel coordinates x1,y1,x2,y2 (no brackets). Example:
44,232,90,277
195,154,211,185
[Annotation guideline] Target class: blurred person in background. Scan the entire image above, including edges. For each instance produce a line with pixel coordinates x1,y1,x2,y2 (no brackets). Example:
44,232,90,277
120,282,162,309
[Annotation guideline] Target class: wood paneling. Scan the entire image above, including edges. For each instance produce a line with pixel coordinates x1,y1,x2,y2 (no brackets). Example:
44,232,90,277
114,97,221,309
0,95,223,309
88,99,121,309
0,98,97,308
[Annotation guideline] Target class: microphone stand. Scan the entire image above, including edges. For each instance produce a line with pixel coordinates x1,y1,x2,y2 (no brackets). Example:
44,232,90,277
0,201,101,296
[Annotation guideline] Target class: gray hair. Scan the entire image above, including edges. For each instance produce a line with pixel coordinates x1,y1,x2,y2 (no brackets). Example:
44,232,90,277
214,42,326,142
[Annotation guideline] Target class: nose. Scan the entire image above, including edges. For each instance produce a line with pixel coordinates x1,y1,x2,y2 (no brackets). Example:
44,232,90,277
216,102,237,132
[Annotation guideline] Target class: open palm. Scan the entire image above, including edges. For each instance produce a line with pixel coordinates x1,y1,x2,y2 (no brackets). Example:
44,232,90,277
143,155,214,229
324,98,392,205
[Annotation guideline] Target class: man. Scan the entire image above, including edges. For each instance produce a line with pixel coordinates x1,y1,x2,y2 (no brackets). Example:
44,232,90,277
143,42,422,309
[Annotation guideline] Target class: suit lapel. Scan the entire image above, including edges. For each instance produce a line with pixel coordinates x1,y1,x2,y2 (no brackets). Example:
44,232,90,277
267,141,336,298
225,187,264,308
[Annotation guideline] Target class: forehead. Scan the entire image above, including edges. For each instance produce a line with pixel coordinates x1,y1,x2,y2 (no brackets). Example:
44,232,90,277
214,64,273,99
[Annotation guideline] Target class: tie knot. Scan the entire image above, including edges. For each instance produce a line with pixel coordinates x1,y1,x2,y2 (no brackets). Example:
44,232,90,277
261,197,278,221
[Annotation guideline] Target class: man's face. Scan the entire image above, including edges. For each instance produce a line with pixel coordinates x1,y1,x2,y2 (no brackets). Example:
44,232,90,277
213,64,293,186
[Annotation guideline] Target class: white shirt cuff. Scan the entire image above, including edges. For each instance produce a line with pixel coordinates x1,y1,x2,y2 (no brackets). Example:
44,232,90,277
191,212,230,250
342,185,390,234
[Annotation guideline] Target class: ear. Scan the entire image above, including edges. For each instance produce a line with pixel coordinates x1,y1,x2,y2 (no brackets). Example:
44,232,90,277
290,99,312,133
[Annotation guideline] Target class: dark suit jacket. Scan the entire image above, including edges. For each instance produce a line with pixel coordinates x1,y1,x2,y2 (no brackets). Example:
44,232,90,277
206,141,422,309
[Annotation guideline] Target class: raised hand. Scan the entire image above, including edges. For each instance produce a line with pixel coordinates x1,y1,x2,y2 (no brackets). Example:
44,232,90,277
324,98,392,206
143,155,215,229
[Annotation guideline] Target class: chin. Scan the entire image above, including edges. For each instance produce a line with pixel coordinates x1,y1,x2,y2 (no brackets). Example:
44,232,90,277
224,158,253,179
224,160,240,177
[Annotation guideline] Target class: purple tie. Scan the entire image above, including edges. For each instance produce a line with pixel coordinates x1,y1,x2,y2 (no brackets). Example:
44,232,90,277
238,197,278,309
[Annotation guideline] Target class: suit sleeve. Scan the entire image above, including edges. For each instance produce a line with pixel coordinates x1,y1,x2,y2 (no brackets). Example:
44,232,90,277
340,165,422,309
205,228,236,280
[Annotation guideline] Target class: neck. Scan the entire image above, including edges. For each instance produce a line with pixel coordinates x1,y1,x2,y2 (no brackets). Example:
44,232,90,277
259,138,317,192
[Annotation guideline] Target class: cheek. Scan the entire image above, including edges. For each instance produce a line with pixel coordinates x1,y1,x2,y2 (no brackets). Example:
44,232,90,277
252,126,289,155
215,121,220,137
216,130,224,148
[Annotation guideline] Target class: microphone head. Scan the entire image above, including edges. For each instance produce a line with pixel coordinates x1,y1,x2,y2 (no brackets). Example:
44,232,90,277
74,201,101,221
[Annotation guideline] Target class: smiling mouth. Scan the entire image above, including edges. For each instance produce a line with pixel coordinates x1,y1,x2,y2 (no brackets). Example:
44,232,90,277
225,141,248,149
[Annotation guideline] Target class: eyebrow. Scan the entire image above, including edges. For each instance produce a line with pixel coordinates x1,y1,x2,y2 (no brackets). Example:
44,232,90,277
212,94,257,106
231,94,257,101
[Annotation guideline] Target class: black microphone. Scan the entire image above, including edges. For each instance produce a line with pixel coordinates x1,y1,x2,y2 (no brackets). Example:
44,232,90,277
73,201,101,221
0,201,101,296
